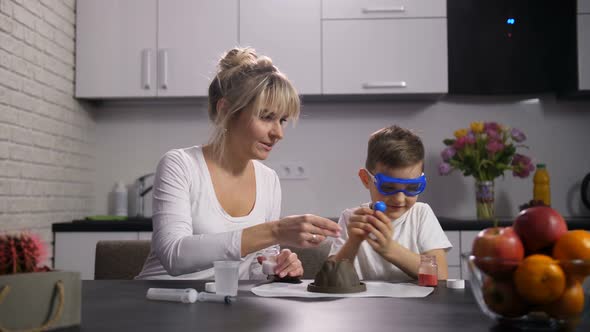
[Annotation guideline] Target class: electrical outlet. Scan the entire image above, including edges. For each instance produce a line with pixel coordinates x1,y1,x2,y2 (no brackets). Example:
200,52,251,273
268,162,308,180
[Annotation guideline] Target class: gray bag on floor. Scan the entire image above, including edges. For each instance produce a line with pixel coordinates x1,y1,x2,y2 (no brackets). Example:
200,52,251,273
0,271,81,331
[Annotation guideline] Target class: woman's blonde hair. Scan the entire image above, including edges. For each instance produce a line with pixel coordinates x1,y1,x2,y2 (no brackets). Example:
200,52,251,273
207,47,300,159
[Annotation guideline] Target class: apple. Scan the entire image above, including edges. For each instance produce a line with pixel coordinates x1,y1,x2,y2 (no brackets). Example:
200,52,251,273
482,277,529,318
513,206,568,253
471,227,524,278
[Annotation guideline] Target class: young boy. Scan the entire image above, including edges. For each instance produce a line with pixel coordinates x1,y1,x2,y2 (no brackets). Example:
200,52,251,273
330,125,452,282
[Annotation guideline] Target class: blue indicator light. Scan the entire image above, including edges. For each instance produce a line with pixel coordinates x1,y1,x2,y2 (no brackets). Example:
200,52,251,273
506,18,516,25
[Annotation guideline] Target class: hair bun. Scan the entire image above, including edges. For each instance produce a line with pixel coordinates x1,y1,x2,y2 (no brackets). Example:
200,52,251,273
219,48,256,71
218,47,277,79
254,56,277,73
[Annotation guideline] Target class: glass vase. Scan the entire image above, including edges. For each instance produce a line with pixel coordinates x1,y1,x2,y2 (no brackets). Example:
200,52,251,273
475,180,495,220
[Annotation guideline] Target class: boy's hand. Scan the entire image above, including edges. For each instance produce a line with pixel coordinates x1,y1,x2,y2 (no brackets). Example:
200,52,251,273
347,207,377,242
364,210,395,257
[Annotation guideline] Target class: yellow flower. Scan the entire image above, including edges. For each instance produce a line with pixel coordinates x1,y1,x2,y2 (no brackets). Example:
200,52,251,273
470,121,484,133
454,128,468,139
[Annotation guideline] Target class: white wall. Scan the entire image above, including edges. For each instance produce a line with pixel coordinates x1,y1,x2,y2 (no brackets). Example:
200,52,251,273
92,94,590,220
0,0,95,251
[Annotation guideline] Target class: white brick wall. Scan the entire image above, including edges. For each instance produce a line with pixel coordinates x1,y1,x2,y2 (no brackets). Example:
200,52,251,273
0,0,96,262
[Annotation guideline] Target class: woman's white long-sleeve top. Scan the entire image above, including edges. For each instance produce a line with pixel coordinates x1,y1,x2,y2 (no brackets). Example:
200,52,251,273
136,146,281,280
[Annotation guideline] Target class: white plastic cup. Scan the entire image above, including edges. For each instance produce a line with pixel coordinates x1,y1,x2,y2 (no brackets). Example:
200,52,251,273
213,261,240,296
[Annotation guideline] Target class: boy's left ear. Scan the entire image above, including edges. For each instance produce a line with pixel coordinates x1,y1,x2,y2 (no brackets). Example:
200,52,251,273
358,169,371,189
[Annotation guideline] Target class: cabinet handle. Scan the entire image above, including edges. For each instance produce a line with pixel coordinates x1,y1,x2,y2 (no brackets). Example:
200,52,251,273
362,82,407,89
158,49,168,90
362,6,405,14
141,49,152,90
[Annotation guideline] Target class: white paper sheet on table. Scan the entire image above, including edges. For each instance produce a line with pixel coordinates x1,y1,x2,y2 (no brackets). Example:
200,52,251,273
251,279,433,298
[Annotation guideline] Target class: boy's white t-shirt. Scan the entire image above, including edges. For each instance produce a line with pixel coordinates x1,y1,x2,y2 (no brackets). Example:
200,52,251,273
136,146,281,280
329,202,452,282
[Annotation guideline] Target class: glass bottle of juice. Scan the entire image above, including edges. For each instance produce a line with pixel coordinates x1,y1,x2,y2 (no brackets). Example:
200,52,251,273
418,255,438,287
533,164,551,206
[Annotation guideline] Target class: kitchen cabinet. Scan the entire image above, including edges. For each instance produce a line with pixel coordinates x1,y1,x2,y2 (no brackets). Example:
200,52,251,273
556,0,590,96
75,0,237,98
459,231,479,280
321,0,448,94
445,231,461,279
239,0,321,95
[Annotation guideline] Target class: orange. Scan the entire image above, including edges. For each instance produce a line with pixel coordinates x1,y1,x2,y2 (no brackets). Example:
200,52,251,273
553,230,590,279
514,254,566,305
542,279,585,319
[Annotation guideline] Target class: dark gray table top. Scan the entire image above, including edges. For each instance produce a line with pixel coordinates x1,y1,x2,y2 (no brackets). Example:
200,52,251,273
60,280,590,332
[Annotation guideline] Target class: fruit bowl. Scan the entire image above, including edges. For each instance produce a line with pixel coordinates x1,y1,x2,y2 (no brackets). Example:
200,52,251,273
462,253,590,329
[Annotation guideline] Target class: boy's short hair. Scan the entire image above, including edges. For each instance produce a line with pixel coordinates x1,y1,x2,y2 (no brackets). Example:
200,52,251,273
365,125,425,172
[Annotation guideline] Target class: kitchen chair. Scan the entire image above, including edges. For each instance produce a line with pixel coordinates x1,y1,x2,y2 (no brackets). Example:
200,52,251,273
94,240,151,280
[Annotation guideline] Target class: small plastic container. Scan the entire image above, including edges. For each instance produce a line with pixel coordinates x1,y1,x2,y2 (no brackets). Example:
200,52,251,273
418,255,438,287
261,245,280,275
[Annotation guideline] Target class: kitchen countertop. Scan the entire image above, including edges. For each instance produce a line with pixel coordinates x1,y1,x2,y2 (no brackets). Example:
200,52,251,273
52,216,590,232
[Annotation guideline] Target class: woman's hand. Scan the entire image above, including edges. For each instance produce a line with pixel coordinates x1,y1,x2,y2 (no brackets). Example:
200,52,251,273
273,214,341,248
274,249,303,278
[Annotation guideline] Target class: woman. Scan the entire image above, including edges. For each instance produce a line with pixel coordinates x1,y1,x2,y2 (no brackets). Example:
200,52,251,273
136,47,341,280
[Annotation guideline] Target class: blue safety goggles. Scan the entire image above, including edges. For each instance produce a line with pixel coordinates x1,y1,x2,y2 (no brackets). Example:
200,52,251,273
365,170,427,196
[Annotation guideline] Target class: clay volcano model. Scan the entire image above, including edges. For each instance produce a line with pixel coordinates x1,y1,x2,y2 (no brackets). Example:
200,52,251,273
307,259,366,293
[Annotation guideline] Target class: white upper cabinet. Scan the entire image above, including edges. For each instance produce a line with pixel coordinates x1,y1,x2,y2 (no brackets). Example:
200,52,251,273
239,0,321,95
157,1,237,97
76,0,157,98
321,0,448,94
75,0,238,98
322,0,446,19
579,0,590,13
76,0,448,98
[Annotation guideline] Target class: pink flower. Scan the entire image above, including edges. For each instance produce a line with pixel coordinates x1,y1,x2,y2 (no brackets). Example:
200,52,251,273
465,132,476,145
510,128,526,142
438,162,452,175
511,154,535,178
486,140,504,154
453,136,467,150
441,147,456,161
486,128,501,140
484,122,501,132
484,122,501,140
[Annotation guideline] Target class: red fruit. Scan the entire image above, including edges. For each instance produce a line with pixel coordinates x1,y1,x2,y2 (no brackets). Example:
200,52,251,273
472,227,525,278
482,277,529,318
513,206,568,253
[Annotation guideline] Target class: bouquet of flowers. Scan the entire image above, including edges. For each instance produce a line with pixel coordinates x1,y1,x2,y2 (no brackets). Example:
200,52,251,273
438,121,534,181
438,121,535,219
